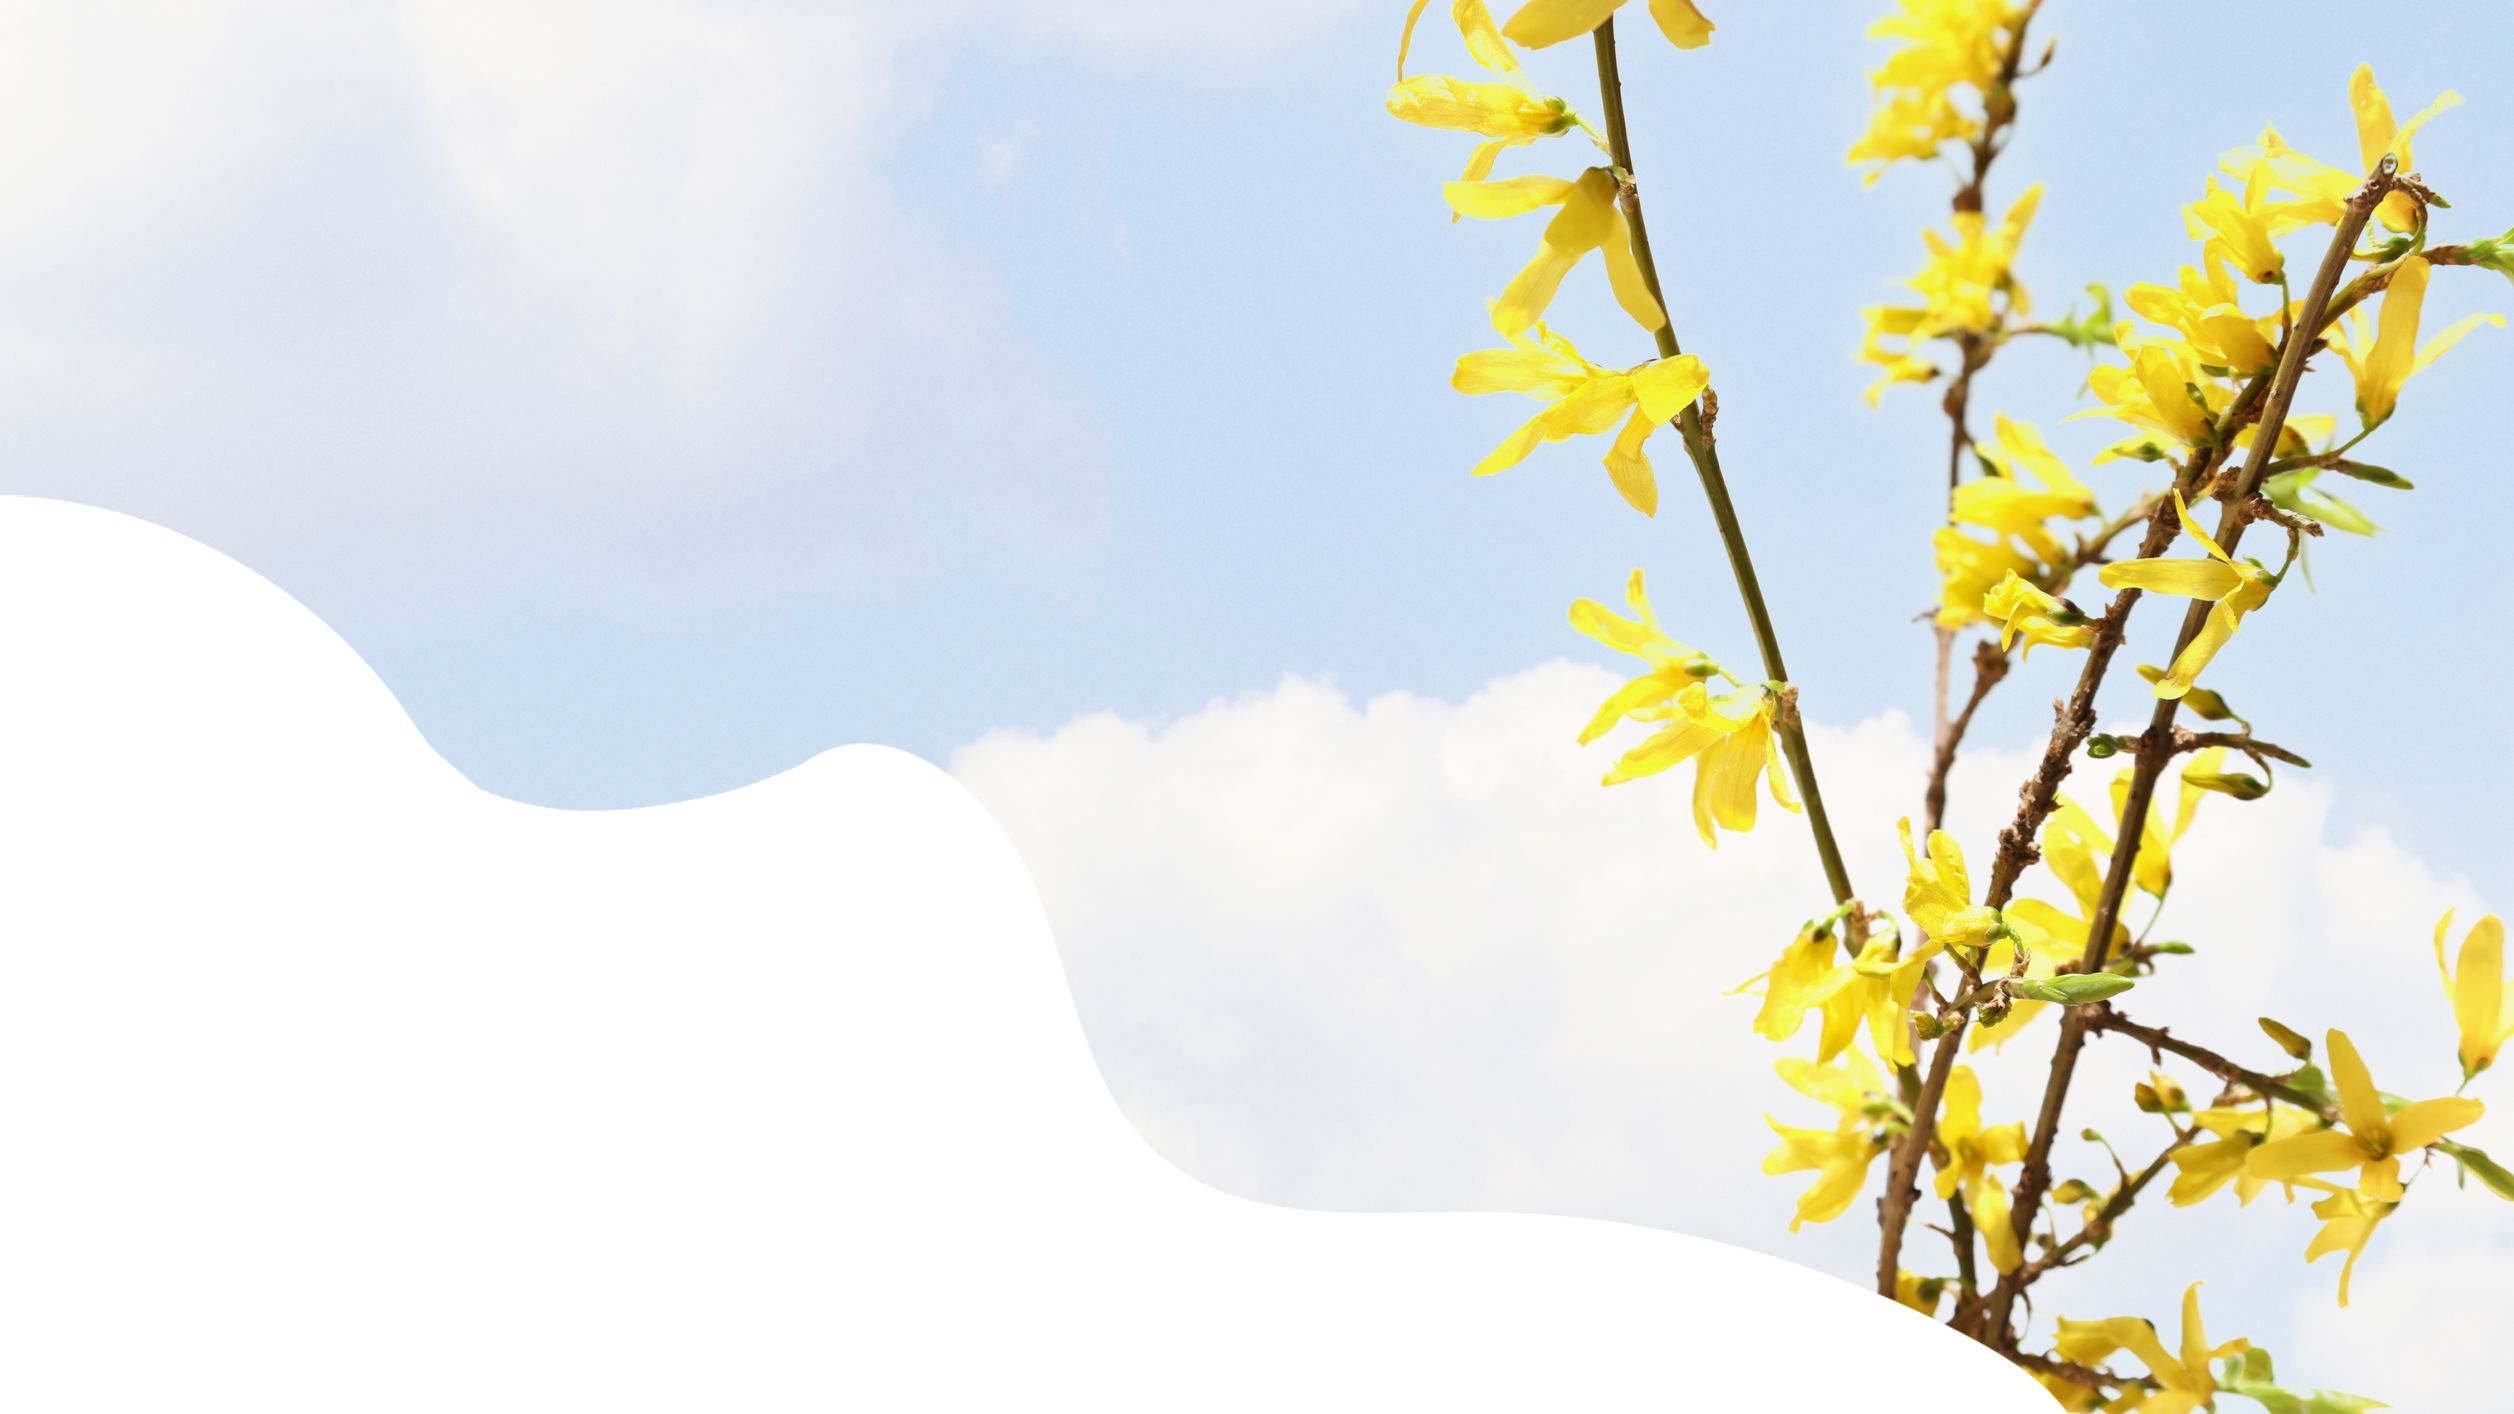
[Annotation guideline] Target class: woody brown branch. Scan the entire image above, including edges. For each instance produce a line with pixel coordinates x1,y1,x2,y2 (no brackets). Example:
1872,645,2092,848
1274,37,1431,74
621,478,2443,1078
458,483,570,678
2090,1009,2340,1122
1979,162,2400,1350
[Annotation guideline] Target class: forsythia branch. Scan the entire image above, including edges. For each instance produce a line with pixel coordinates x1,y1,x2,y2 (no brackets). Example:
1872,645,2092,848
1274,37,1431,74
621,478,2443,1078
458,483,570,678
1978,160,2402,1350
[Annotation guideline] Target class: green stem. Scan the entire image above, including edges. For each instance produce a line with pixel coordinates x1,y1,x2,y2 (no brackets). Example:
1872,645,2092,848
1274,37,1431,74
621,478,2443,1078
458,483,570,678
1590,19,1856,909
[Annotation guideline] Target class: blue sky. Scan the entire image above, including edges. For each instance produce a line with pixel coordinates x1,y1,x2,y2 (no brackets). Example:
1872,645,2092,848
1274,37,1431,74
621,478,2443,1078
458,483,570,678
8,2,2501,883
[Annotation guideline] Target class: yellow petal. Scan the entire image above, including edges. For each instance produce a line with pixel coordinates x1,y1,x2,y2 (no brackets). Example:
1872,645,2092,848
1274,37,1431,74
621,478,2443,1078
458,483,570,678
1398,0,1436,79
1501,0,1622,49
1453,345,1583,397
2387,1096,2485,1153
1444,173,1575,220
2245,1129,2365,1183
2450,913,2505,1072
1568,585,1660,657
1602,207,1668,332
1604,715,1722,784
1628,354,1707,423
1469,411,1551,476
1455,137,1514,191
2098,557,2246,602
2152,598,2243,700
2176,1283,2212,1375
1387,75,1564,139
1763,724,1800,813
2359,256,2429,427
2327,1029,2388,1139
1602,406,1659,516
2413,311,2504,376
1491,171,1619,334
1455,0,1524,75
1646,0,1712,49
1539,373,1637,438
1574,667,1684,743
2349,64,2398,175
2170,487,2235,565
1974,1178,2021,1275
1691,717,1767,846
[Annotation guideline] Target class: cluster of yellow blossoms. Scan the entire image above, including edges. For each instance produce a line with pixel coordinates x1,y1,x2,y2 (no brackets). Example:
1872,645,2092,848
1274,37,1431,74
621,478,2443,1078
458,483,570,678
1848,0,2035,181
1853,0,2051,403
1821,27,2504,1410
1391,1,1715,520
1396,3,2506,1407
1862,188,2043,404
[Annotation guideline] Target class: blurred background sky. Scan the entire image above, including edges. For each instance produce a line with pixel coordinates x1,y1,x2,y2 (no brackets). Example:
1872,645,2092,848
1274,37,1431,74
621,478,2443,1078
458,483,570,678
6,1,2509,1403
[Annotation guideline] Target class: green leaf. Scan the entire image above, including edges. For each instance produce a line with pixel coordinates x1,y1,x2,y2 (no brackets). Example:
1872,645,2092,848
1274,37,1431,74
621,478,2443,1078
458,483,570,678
2216,1348,2388,1413
2286,1065,2334,1106
2008,973,2135,1005
2323,460,2413,490
2265,469,2380,536
2440,1139,2514,1201
2150,940,2196,956
2048,283,2120,349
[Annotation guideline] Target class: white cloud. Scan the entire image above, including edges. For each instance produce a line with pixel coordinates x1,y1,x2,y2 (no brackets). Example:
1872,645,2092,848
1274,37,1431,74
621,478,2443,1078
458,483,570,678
952,659,2500,1399
6,0,1401,582
2291,1211,2514,1413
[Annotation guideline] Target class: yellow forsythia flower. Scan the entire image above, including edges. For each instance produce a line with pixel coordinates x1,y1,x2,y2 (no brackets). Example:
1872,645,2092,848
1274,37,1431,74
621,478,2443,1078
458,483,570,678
2053,1283,2248,1414
2349,63,2461,233
1449,167,1667,336
1932,1065,2023,1204
2295,1178,2392,1307
2169,1104,2317,1207
1955,414,2093,552
2246,1029,2484,1201
2097,491,2272,699
1846,0,2023,181
1837,929,1932,1068
2123,258,2278,376
1900,817,2000,953
1391,0,1578,185
1929,527,2036,630
2219,65,2458,235
1568,571,1801,845
2102,748,2223,899
1859,189,2041,400
1969,1172,2021,1275
1761,1049,1888,1231
2182,165,2291,285
1981,573,2089,658
2435,911,2514,1079
1739,918,1854,1048
1452,323,1704,512
2324,255,2501,430
1735,915,1922,1066
1965,895,2089,1052
1500,0,1713,51
1857,304,1938,404
2075,339,2220,463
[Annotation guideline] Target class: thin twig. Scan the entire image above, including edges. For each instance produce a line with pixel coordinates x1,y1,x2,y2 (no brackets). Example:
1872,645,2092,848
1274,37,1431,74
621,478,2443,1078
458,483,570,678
1926,640,2010,832
2001,1131,2184,1293
2091,1009,2339,1121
